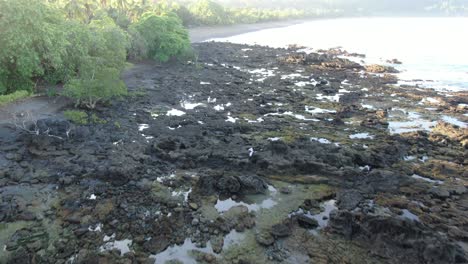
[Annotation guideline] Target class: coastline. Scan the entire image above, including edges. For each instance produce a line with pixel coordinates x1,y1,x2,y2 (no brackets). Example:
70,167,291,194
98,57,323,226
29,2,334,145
188,19,310,43
189,16,468,43
1,41,467,263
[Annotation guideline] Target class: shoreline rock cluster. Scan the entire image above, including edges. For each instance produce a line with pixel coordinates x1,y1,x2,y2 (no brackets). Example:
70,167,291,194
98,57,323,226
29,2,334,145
0,42,467,263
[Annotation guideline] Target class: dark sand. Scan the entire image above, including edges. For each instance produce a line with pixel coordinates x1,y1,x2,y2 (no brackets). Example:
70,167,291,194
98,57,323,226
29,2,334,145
189,19,308,43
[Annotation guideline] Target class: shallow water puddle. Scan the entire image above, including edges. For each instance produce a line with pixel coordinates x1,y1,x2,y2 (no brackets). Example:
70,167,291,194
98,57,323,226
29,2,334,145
214,105,224,111
267,137,282,141
213,102,232,112
425,107,438,111
215,185,278,213
226,114,238,123
349,133,374,139
341,79,351,86
220,63,241,71
88,223,102,232
399,209,420,222
166,109,186,116
156,173,176,183
359,165,371,172
419,97,441,105
67,254,77,263
151,230,245,264
411,174,444,185
244,117,264,123
361,104,375,109
310,137,331,144
289,199,337,229
138,124,153,141
215,197,278,213
264,111,320,121
181,101,205,110
171,188,192,203
388,110,436,134
150,112,160,119
305,106,336,114
151,238,214,264
247,68,275,82
295,80,318,87
310,137,340,147
442,115,467,128
316,93,341,102
404,156,429,163
281,73,305,80
338,88,351,93
248,148,255,157
168,125,182,130
99,234,133,256
138,124,149,131
222,230,246,249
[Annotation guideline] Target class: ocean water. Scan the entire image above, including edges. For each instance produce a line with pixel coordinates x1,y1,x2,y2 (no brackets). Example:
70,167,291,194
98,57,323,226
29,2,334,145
212,17,468,92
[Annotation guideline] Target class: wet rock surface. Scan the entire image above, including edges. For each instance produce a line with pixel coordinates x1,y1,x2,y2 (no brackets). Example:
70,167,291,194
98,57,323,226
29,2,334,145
0,42,467,263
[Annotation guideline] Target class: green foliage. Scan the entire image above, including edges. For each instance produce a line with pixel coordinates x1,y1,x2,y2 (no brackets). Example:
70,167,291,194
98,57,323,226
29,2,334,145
46,87,59,97
0,0,68,94
173,5,197,26
0,90,30,106
63,110,88,125
107,8,132,29
88,16,129,70
114,121,121,129
47,20,90,85
0,0,325,103
189,0,227,25
63,17,128,109
130,12,190,62
90,113,107,124
64,67,127,109
151,0,196,26
63,110,108,125
227,8,306,24
129,87,148,98
126,27,148,61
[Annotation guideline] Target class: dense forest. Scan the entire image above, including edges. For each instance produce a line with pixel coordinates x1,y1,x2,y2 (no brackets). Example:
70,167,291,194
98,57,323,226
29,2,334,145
0,0,338,108
0,0,466,108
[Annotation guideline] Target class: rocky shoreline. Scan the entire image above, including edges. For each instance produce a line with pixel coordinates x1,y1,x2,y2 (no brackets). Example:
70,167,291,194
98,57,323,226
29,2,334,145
0,42,467,264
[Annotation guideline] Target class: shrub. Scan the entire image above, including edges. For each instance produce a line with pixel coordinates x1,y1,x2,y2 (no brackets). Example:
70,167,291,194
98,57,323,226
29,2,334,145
63,67,127,109
0,90,30,106
173,5,197,26
127,28,148,61
107,8,132,29
90,113,107,124
0,0,68,94
46,20,92,85
87,16,129,71
114,121,121,129
152,0,196,26
130,12,190,62
63,17,128,109
63,110,88,125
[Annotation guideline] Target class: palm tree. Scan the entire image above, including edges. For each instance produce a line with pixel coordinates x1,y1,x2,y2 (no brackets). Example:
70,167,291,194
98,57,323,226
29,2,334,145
62,0,86,21
112,0,130,12
100,0,109,8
